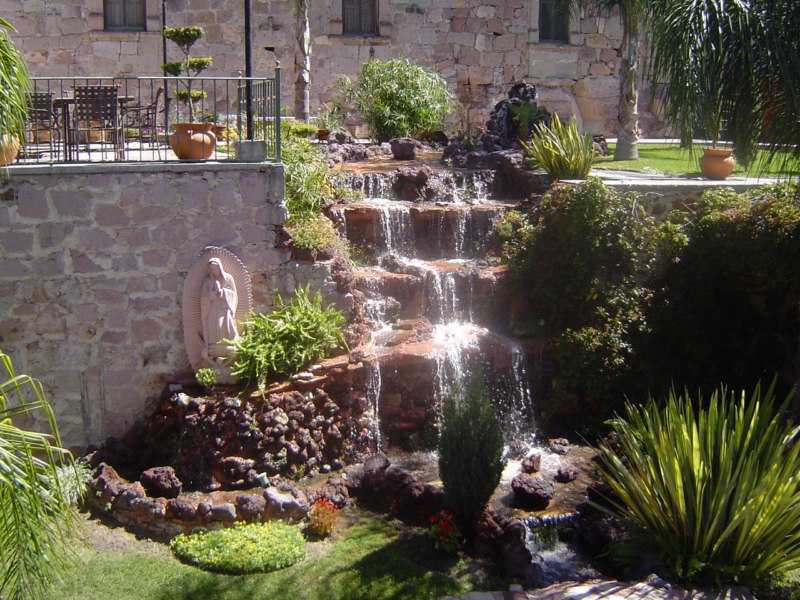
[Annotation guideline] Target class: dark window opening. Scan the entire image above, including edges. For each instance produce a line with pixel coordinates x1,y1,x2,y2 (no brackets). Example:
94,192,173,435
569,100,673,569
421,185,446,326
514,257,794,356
343,0,379,36
539,0,569,43
104,0,145,31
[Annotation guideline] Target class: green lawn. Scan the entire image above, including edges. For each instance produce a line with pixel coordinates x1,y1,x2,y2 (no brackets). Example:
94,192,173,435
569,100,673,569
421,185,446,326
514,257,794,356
46,519,471,600
594,143,797,177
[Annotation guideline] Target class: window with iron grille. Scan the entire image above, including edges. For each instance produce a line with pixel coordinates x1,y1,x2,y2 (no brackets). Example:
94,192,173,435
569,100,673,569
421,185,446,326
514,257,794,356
539,0,569,43
104,0,145,31
343,0,379,36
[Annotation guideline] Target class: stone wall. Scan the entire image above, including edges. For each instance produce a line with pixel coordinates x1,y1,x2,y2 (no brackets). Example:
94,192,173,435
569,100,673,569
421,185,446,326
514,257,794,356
3,0,662,137
0,162,292,449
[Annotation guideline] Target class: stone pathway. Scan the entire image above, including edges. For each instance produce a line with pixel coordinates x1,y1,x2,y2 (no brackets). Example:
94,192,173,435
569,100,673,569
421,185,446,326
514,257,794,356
441,580,755,600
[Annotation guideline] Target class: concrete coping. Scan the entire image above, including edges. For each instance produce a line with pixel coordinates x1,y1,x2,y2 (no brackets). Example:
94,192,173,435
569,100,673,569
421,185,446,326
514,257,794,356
4,160,283,177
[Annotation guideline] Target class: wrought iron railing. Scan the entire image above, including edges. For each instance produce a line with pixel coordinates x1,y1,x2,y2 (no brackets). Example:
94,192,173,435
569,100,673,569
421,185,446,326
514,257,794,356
15,73,280,164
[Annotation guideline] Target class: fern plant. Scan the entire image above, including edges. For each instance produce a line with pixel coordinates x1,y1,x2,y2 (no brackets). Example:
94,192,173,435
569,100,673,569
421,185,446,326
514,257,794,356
232,286,347,389
522,113,594,180
596,383,800,587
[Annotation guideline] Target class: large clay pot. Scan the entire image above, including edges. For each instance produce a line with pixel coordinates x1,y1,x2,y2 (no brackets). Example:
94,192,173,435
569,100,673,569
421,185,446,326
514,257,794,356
169,123,216,160
699,148,735,180
0,134,20,165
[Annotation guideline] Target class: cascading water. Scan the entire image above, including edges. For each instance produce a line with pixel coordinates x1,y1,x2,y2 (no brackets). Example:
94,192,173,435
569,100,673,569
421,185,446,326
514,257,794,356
365,362,383,451
336,164,535,447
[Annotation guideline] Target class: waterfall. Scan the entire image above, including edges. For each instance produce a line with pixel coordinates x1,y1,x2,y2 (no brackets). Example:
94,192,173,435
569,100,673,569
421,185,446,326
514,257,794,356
366,361,383,451
376,202,413,257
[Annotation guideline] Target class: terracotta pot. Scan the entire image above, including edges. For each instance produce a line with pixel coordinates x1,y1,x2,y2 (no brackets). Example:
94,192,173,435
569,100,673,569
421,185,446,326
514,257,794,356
316,128,330,141
699,148,735,180
169,123,216,160
0,134,20,165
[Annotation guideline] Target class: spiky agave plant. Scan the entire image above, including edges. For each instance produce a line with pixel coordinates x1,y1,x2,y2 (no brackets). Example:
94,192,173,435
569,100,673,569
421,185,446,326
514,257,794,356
522,113,594,180
596,382,800,587
0,351,82,600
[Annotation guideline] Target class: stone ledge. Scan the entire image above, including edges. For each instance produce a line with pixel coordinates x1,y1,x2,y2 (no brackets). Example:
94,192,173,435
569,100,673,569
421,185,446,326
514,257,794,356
4,160,282,177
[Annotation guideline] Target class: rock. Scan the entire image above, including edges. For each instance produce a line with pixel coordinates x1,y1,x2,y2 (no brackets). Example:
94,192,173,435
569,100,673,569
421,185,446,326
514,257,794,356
521,453,541,474
556,465,580,483
333,129,354,144
263,486,308,521
167,496,199,521
140,466,183,499
363,452,390,475
235,493,267,521
548,438,570,455
130,496,167,519
114,481,147,510
390,137,417,160
209,503,237,522
91,463,125,498
511,474,555,510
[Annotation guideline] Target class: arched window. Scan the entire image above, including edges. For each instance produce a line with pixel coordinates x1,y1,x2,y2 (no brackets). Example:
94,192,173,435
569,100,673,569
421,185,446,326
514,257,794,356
104,0,145,31
343,0,379,36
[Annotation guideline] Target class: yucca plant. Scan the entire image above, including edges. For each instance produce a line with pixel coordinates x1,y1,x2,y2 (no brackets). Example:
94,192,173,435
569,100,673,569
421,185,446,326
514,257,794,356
0,351,82,600
596,383,800,587
522,113,594,180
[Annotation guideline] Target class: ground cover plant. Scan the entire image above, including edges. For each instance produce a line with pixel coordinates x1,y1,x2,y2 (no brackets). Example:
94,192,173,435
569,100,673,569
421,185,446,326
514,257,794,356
171,522,307,574
232,285,347,390
47,517,471,600
339,58,454,141
596,383,800,588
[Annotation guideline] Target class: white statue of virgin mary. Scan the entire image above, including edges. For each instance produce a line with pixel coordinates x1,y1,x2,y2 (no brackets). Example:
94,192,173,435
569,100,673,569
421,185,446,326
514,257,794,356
199,257,239,359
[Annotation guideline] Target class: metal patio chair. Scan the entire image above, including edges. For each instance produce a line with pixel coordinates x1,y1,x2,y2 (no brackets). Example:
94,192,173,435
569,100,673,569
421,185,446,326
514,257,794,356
70,85,125,160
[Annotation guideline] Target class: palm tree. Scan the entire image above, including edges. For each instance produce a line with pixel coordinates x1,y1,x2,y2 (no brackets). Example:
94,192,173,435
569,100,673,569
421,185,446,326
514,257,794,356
294,0,311,122
0,351,81,600
645,0,800,171
0,17,31,168
556,0,647,161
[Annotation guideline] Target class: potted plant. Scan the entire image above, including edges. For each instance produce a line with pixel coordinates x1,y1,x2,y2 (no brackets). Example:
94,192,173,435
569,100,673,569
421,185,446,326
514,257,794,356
0,18,29,167
311,101,346,141
162,25,216,160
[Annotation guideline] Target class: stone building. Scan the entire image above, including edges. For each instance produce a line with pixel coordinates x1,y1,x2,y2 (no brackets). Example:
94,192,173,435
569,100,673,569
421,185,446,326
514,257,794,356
4,0,662,136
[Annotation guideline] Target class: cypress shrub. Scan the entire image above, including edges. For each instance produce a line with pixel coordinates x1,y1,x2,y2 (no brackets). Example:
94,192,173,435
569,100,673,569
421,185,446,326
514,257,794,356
438,373,506,537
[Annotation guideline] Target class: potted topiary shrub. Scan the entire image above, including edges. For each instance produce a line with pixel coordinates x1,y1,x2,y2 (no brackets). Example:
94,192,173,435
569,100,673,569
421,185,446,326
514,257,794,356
0,18,29,168
162,25,216,160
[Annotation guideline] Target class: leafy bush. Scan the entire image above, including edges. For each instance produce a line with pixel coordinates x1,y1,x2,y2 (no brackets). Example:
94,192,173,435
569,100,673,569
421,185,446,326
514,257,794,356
521,113,594,180
596,383,800,587
306,497,340,538
286,215,347,255
282,136,330,220
339,58,454,141
645,181,800,397
282,119,317,139
428,508,463,554
232,286,347,389
438,373,505,538
170,521,307,574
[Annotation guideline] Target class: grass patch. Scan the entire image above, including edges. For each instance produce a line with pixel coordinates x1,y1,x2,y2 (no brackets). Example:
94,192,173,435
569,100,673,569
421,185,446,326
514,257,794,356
46,519,470,600
594,143,795,177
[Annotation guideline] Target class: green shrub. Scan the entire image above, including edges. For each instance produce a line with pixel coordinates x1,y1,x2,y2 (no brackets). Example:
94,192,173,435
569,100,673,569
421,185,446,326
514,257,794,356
286,215,346,255
170,521,307,574
282,136,330,220
195,367,217,390
232,286,347,389
645,181,800,397
521,113,595,180
438,373,505,538
282,120,317,139
339,58,454,141
596,383,800,587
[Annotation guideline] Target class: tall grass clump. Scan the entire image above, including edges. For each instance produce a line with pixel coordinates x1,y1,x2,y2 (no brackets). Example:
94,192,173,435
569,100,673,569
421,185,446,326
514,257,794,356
0,350,84,600
282,135,329,220
438,373,505,538
596,383,800,587
232,286,347,389
522,113,594,180
339,58,454,141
